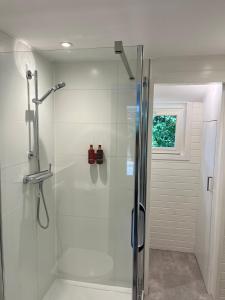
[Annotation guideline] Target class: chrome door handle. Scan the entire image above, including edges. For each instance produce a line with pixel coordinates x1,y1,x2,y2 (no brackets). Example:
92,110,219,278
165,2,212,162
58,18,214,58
138,203,146,252
131,208,134,248
131,203,146,252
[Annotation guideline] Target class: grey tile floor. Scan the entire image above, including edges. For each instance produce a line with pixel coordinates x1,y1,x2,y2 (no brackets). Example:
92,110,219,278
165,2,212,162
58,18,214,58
147,249,212,300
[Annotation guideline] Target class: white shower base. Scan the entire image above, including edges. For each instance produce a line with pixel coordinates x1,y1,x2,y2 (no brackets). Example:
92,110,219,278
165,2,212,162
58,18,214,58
43,279,132,300
57,248,114,282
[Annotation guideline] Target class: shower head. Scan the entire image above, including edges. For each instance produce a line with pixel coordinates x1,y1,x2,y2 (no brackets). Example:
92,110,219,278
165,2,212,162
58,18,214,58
33,81,66,104
53,82,66,91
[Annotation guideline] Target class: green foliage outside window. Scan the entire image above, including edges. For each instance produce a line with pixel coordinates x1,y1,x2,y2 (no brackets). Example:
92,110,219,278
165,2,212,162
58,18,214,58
152,115,177,148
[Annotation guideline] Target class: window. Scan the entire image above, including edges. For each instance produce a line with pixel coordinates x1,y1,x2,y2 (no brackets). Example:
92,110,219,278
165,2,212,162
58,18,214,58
152,103,192,160
152,115,177,148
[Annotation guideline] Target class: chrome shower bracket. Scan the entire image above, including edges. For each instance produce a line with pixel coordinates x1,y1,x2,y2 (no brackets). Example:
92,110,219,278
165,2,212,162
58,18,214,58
114,41,135,80
26,70,33,80
28,151,34,159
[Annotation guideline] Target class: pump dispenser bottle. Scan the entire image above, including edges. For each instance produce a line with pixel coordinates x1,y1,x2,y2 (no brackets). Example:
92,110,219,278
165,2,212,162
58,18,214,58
88,145,95,164
96,145,104,164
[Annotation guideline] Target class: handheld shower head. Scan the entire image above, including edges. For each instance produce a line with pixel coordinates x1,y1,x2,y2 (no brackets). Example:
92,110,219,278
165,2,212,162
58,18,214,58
53,82,66,91
33,81,66,104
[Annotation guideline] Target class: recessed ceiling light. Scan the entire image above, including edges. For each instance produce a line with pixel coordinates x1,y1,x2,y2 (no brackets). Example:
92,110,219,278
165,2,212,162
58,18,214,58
61,42,73,48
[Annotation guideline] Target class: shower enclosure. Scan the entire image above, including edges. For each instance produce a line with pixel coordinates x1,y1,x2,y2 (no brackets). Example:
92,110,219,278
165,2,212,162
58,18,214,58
0,41,149,300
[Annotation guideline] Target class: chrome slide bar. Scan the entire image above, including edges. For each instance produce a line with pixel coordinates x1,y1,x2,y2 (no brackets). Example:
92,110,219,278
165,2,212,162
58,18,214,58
114,41,135,80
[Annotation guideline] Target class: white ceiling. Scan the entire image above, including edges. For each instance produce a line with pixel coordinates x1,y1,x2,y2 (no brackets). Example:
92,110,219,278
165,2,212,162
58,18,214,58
154,84,209,102
0,0,225,58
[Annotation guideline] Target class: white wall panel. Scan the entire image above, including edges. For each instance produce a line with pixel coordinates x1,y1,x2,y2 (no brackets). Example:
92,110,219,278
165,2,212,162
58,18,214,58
0,32,55,300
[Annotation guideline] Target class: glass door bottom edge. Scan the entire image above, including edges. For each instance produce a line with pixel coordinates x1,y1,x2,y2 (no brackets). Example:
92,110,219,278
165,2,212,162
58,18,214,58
42,279,132,300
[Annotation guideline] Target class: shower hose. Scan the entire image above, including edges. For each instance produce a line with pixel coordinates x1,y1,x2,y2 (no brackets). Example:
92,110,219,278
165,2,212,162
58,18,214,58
37,182,50,229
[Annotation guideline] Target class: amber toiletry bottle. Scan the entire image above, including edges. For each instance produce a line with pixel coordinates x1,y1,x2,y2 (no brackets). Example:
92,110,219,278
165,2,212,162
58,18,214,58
96,145,104,164
88,145,96,164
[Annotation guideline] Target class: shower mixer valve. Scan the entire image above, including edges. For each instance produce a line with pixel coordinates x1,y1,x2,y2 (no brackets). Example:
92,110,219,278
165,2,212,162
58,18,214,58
23,163,53,184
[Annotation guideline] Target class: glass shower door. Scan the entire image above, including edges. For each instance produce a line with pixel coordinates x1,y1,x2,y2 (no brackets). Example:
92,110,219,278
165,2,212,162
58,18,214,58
50,45,140,298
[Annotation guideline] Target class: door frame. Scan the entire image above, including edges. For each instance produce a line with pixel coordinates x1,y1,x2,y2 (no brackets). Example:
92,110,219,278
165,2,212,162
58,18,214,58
144,79,154,298
145,80,225,299
133,49,151,300
132,44,144,300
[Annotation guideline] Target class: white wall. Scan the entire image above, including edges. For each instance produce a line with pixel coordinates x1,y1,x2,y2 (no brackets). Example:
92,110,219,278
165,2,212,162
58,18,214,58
203,84,222,121
194,83,222,294
53,59,136,286
151,55,225,84
149,101,202,252
0,33,55,300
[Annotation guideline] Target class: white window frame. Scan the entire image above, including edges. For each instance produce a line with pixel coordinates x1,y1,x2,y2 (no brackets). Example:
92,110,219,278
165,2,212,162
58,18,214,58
152,102,192,160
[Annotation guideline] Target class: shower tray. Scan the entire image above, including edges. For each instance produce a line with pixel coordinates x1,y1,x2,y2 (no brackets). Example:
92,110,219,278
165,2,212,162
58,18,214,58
56,248,114,282
43,279,131,300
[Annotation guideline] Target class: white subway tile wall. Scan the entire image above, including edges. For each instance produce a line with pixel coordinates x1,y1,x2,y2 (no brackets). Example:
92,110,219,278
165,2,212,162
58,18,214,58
149,102,203,252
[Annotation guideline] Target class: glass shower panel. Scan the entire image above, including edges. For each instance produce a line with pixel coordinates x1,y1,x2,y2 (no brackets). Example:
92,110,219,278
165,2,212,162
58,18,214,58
109,47,137,287
46,46,138,289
